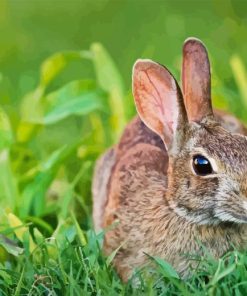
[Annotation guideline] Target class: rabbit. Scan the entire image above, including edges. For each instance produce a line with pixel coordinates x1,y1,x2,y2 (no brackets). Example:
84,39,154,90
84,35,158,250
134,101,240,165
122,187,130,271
92,38,247,282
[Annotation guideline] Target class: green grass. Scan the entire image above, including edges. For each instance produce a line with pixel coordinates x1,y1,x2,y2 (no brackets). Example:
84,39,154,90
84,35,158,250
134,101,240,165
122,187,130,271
0,38,247,295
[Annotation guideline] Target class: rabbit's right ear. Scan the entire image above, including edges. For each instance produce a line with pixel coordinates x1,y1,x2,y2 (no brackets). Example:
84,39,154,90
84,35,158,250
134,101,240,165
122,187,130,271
182,38,213,122
133,59,187,151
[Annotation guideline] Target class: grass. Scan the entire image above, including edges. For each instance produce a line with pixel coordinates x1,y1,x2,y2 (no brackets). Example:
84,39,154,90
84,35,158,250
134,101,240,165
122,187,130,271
0,41,247,295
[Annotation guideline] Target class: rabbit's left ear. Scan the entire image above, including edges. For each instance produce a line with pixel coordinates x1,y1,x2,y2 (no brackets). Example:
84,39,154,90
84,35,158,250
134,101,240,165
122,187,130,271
133,59,188,152
182,38,213,122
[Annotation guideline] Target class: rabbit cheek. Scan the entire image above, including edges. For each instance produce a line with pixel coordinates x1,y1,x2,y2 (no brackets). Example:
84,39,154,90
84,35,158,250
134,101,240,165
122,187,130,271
212,178,247,223
169,175,219,224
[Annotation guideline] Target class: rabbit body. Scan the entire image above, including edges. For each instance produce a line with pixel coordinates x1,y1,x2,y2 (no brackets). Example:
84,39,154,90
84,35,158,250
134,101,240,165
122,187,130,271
92,39,247,281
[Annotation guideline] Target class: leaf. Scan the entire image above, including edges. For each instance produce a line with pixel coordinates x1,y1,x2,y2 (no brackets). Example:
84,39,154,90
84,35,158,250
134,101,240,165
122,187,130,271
0,107,13,151
0,150,19,209
16,122,41,143
91,43,126,137
51,219,77,249
90,44,124,95
44,96,101,124
106,240,126,267
7,213,36,253
43,80,104,124
20,86,45,123
7,213,28,241
27,216,53,235
0,269,12,286
60,187,74,220
20,171,53,218
0,234,23,256
0,109,18,209
40,52,68,87
14,266,25,296
71,212,87,247
209,259,236,286
17,86,45,143
20,142,81,218
18,51,92,142
20,80,105,126
33,228,44,245
230,55,247,108
146,254,180,279
40,50,91,88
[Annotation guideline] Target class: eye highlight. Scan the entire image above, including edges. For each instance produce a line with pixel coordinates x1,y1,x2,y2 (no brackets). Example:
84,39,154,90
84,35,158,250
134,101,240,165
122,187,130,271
192,155,213,176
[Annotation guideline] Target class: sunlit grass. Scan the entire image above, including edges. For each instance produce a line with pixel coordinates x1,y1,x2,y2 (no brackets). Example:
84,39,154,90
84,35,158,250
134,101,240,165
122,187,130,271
0,43,247,294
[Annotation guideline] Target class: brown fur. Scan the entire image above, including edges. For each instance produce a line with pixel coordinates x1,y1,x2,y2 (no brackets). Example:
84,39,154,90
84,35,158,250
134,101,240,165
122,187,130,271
92,38,247,281
182,38,213,122
101,119,247,282
92,147,116,232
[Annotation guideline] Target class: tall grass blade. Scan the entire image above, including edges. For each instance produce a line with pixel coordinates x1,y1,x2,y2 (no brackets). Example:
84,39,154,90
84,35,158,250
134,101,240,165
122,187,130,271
91,43,126,139
230,55,247,108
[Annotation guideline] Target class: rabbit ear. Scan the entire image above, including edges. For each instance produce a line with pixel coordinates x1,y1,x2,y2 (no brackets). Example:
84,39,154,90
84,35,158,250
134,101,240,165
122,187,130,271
133,59,187,151
182,38,213,122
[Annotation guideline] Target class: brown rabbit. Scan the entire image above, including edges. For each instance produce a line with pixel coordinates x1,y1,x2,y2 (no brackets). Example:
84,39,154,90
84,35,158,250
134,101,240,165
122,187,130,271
92,38,247,281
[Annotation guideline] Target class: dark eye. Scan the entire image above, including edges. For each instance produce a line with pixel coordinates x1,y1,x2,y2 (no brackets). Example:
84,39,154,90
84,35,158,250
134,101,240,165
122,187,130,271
192,155,213,176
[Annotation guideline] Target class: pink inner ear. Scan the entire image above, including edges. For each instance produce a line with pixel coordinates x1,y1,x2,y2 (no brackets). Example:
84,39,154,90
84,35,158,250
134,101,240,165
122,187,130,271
133,60,180,148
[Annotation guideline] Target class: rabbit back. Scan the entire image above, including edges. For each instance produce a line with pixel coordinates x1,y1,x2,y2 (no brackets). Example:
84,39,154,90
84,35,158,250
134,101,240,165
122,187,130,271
92,116,166,232
92,147,116,232
103,140,169,281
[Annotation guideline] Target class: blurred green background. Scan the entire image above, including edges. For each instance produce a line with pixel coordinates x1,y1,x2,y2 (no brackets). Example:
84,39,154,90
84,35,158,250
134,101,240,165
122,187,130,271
0,0,246,225
1,0,247,293
1,0,247,102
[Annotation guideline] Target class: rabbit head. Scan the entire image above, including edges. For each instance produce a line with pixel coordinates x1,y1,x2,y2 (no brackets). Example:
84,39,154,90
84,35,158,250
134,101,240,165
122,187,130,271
133,38,247,226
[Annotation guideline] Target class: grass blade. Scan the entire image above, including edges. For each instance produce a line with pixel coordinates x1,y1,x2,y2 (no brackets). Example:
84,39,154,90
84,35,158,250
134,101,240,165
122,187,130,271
91,43,126,138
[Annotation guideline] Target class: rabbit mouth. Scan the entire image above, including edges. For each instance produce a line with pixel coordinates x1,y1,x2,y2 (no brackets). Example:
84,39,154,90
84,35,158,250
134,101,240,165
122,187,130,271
170,203,220,225
171,202,247,225
214,209,247,224
232,214,247,223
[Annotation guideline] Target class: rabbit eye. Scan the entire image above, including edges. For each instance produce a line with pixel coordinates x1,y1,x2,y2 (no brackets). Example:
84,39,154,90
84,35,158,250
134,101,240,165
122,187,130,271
192,155,213,176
